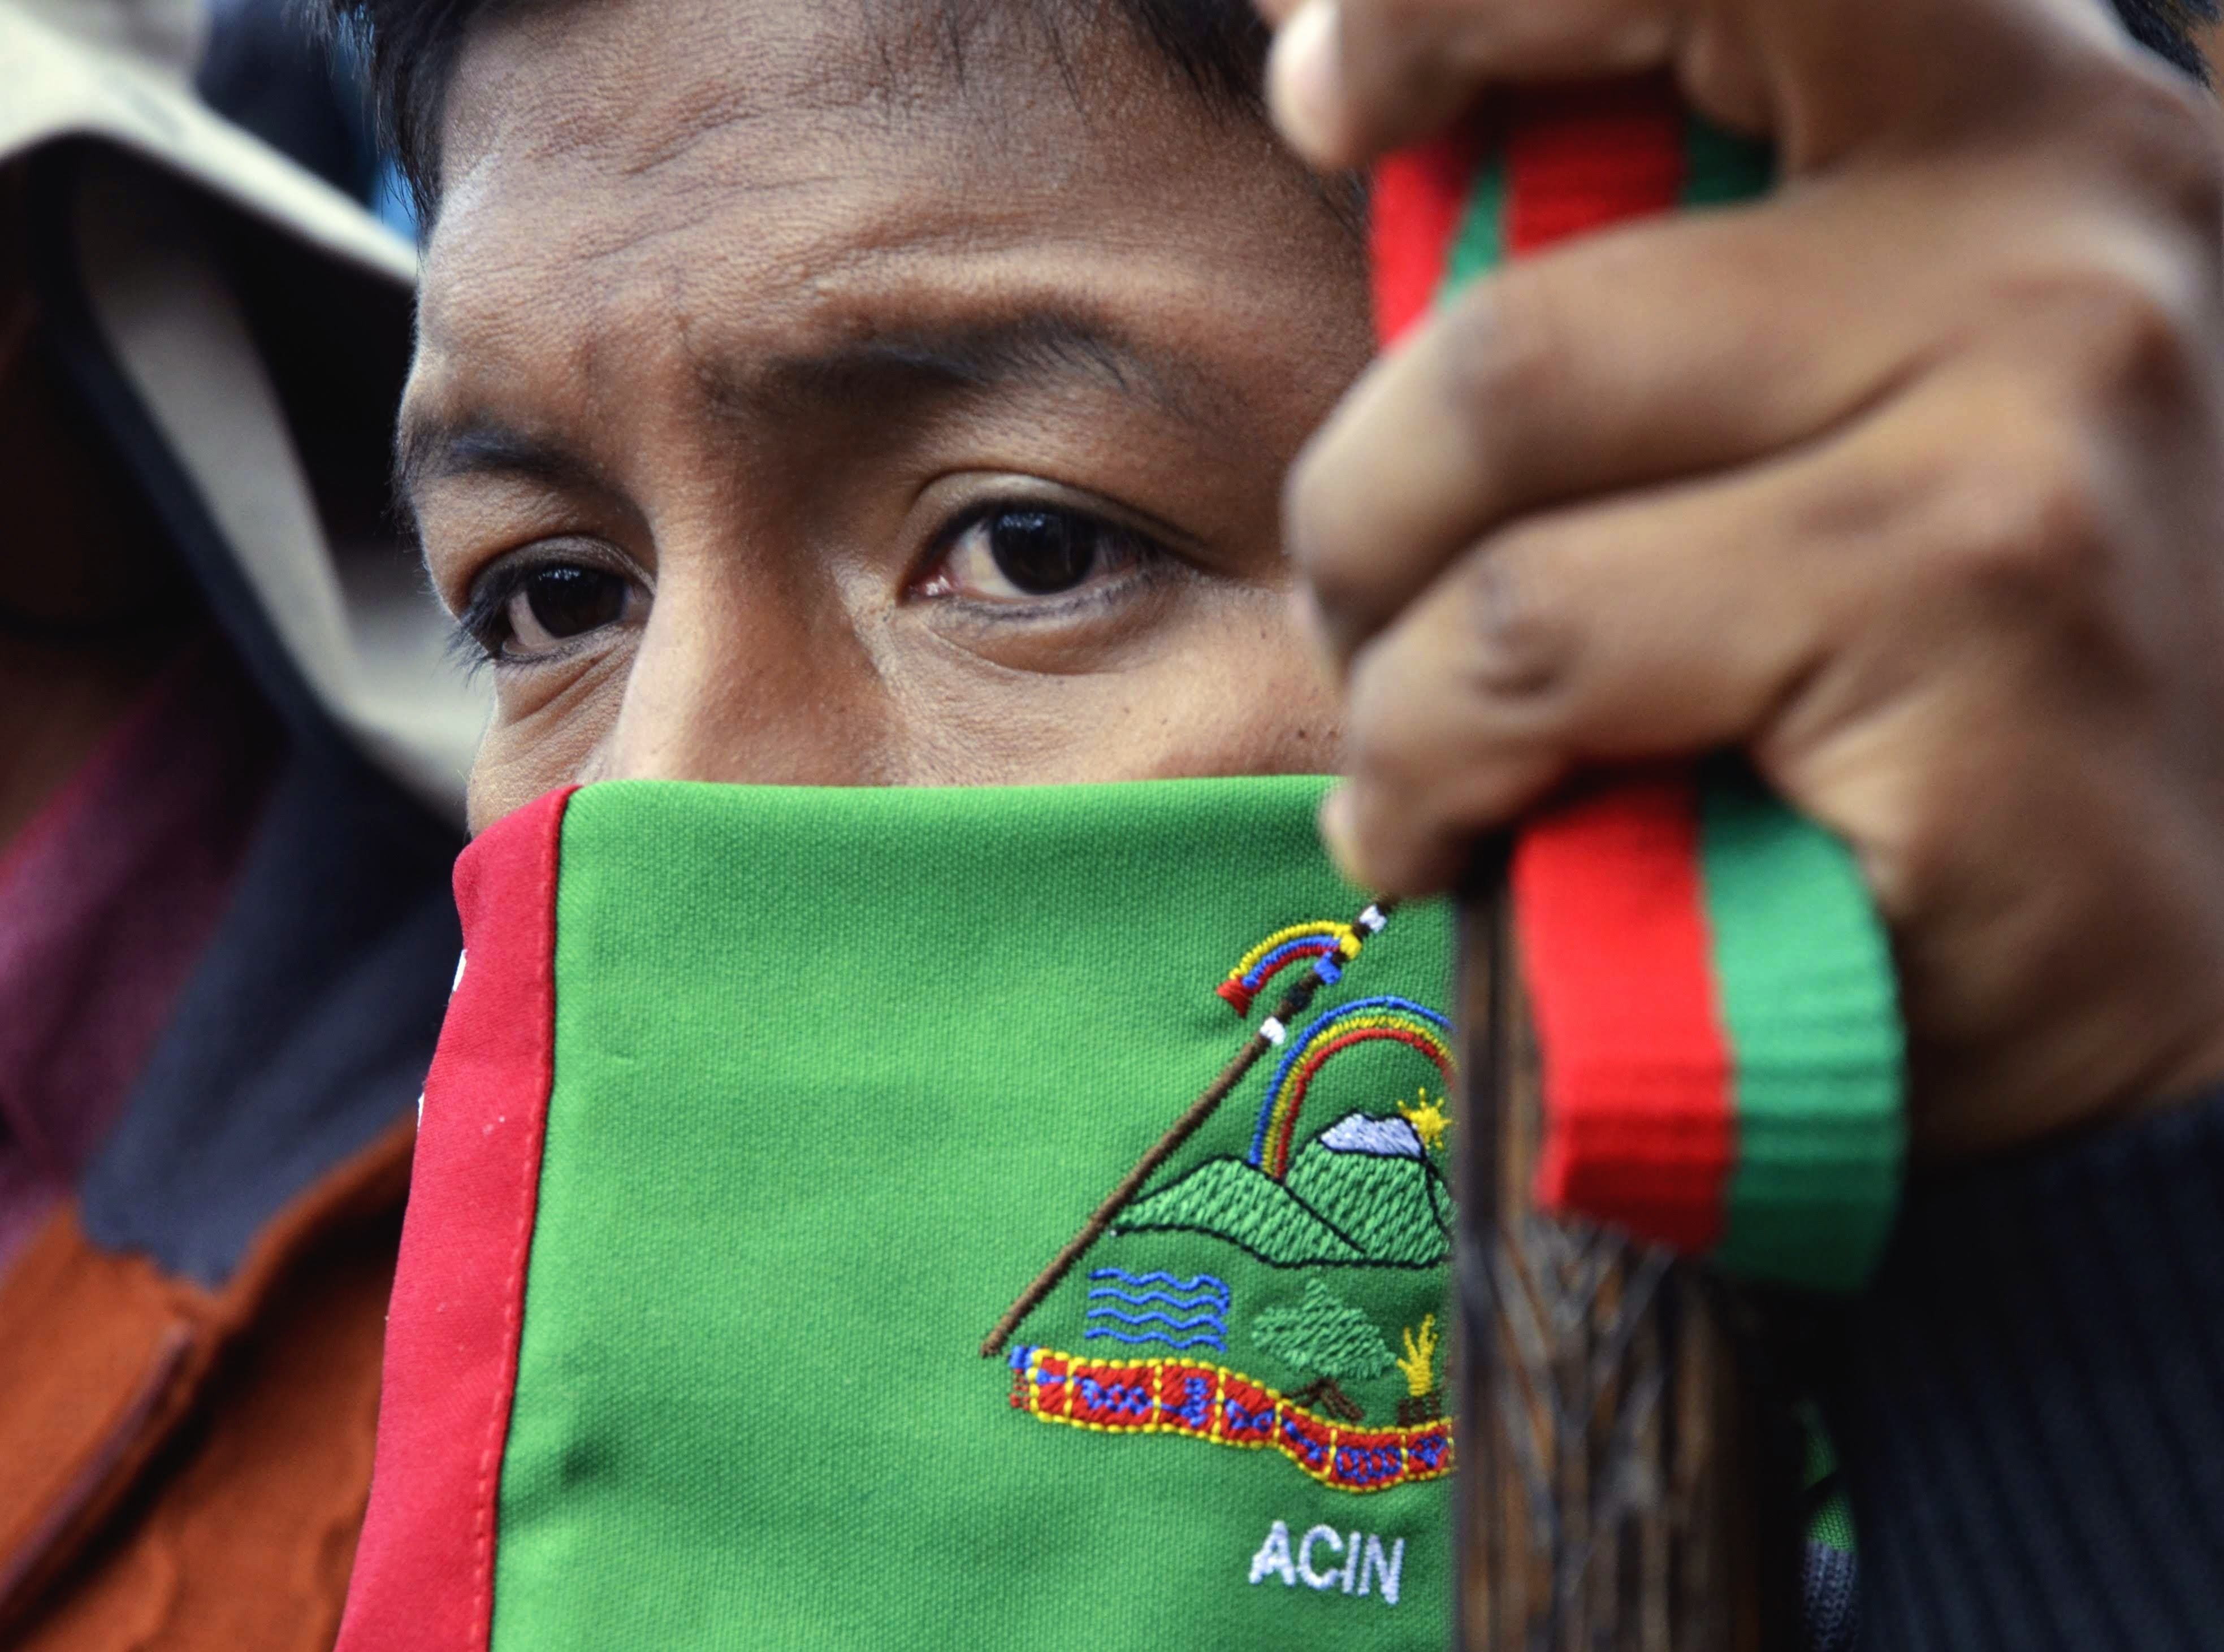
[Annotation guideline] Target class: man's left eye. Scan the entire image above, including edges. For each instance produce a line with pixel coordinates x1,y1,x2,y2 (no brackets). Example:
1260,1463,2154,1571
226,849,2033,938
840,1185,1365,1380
920,506,1149,605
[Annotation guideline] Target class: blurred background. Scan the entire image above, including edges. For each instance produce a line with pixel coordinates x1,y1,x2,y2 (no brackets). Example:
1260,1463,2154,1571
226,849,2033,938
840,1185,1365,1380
196,0,416,239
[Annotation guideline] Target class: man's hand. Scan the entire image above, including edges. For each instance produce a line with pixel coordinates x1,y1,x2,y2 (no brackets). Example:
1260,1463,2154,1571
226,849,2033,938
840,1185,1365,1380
1260,0,2224,1157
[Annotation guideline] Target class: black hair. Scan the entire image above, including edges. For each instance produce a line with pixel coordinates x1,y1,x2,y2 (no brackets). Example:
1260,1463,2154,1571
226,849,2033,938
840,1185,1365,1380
2135,0,2220,75
325,0,2209,222
323,0,1270,220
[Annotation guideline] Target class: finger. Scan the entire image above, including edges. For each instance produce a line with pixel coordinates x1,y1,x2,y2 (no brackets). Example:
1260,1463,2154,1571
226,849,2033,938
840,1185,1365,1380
1329,150,2224,897
1325,412,1912,896
1287,168,1948,669
1265,0,1684,169
1737,0,2146,171
1264,0,2148,180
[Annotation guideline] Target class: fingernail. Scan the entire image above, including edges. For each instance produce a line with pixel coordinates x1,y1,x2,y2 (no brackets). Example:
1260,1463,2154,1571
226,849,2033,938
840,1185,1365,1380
1319,788,1367,887
1267,0,1347,164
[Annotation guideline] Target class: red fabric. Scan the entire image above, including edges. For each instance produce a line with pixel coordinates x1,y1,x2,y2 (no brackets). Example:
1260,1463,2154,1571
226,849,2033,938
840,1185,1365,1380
1369,124,1486,346
1502,77,1686,253
335,787,575,1652
1488,80,1732,1248
1515,776,1733,1254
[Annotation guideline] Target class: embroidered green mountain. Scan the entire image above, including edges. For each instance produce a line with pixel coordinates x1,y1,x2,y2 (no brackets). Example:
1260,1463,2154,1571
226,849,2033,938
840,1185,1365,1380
1117,1111,1452,1268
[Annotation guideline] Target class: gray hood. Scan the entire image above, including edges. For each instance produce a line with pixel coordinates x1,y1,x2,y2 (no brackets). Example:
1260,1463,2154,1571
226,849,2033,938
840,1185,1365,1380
2,0,482,820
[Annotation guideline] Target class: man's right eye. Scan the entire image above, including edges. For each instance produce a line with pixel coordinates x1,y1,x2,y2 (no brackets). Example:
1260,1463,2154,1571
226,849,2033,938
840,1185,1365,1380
461,561,640,662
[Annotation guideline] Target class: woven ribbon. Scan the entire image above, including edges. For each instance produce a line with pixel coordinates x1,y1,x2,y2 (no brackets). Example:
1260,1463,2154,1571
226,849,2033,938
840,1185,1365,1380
1370,80,1905,1289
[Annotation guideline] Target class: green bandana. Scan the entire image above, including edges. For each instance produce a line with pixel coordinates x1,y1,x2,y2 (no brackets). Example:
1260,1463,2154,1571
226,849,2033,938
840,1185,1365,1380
339,778,1457,1652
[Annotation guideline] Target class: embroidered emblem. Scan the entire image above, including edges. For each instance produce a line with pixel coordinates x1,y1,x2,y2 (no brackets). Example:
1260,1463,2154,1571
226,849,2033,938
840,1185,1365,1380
980,900,1402,1357
986,905,1454,1497
1008,1347,1452,1495
1248,1521,1406,1602
1084,1269,1231,1352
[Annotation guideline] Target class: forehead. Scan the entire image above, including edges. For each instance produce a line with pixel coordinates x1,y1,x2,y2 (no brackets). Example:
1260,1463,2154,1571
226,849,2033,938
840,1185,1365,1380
413,0,1345,451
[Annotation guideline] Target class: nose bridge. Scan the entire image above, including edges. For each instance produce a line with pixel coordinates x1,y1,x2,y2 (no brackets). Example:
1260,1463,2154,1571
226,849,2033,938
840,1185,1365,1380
599,553,889,787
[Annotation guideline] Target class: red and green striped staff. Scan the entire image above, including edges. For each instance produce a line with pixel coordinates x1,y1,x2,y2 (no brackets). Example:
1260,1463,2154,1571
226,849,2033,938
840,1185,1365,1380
1373,80,1905,1290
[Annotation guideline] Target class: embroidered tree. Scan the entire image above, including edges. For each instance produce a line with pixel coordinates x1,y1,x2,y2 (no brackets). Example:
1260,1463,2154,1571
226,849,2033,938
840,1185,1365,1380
1252,1279,1395,1423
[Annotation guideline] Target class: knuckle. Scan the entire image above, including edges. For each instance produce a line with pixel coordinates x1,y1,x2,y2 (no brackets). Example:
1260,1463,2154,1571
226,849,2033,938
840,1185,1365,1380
1433,275,1569,455
1457,537,1576,701
2078,63,2223,236
1876,791,1960,923
1923,427,2114,621
1339,681,1520,895
2044,267,2206,410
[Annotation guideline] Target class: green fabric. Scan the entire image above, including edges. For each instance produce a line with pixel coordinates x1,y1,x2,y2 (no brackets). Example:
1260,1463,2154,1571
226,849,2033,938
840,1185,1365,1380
493,778,1456,1651
1678,116,1775,208
1438,149,1507,299
1701,763,1905,1288
1808,1486,1858,1555
1799,1407,1858,1554
1677,120,1907,1290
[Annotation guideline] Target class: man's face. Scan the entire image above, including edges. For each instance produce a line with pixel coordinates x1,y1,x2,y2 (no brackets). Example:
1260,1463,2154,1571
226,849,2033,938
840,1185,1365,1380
405,0,1373,831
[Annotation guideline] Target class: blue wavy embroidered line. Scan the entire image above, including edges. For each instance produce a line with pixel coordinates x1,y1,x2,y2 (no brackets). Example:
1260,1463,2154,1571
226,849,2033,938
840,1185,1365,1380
1080,1269,1232,1352
1084,1326,1228,1350
1086,1287,1226,1311
1085,1306,1226,1332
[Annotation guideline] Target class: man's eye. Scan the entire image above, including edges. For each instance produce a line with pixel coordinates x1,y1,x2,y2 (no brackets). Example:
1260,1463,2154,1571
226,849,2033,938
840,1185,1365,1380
923,506,1147,605
510,565,629,644
463,561,640,662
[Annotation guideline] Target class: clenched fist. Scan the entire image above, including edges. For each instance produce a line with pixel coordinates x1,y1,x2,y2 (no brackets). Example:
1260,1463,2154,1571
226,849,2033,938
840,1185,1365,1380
1260,0,2224,1158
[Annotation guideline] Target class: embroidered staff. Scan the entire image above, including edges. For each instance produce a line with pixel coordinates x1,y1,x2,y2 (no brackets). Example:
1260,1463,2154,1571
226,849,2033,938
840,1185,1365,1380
1373,87,1906,1290
979,899,1397,1359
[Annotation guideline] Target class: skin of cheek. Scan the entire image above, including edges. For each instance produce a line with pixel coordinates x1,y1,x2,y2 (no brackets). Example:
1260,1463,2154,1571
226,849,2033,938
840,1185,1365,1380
881,592,1348,790
468,653,628,826
422,0,1373,834
464,593,1347,829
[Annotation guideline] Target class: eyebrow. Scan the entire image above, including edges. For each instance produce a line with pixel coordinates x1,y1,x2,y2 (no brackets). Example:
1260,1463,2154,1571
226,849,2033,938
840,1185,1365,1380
737,311,1206,424
396,309,1213,508
395,418,616,516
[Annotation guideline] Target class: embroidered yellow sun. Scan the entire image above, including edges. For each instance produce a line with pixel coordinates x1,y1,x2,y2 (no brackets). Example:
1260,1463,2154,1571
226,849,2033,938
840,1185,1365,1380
1397,1088,1450,1152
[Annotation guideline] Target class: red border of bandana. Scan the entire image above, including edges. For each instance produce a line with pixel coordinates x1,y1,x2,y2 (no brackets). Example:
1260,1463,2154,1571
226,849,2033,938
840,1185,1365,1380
336,785,577,1652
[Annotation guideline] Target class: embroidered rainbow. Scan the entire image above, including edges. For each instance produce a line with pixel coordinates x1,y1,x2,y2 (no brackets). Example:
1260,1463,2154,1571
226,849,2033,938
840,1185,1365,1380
1248,996,1453,1180
1217,922,1360,1017
1008,1345,1452,1496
